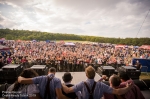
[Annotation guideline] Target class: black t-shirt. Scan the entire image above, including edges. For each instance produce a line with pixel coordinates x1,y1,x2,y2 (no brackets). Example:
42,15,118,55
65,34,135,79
62,84,77,99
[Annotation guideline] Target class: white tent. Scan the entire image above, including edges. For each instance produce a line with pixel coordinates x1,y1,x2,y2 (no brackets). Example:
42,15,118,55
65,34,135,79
0,45,10,50
64,42,75,46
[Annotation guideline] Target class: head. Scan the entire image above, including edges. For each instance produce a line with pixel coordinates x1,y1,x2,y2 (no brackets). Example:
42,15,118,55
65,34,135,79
13,68,38,91
20,68,39,78
118,71,130,82
48,67,56,75
109,74,121,88
136,60,139,63
62,72,73,83
85,66,95,79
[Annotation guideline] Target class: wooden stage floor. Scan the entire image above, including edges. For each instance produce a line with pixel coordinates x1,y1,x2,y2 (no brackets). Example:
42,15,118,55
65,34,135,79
55,72,101,84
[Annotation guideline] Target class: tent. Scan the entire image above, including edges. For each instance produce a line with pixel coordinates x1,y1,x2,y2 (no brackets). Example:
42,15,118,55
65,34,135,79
0,38,6,44
32,40,37,42
0,38,6,40
115,45,125,49
46,40,50,43
0,45,10,50
17,40,22,42
134,46,139,48
139,45,150,50
64,42,75,46
0,40,4,43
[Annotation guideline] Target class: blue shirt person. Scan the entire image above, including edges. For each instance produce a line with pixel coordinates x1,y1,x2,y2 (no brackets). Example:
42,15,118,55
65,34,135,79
18,67,70,99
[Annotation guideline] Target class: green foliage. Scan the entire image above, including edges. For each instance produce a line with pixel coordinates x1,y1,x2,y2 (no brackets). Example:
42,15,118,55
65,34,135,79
0,28,150,46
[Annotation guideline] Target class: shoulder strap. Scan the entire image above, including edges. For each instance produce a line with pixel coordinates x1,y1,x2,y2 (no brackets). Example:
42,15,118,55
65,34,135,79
44,76,54,99
91,82,96,94
84,82,91,93
84,81,96,94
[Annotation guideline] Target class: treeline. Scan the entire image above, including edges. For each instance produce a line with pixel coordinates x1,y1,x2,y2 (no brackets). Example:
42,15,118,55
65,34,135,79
0,28,150,46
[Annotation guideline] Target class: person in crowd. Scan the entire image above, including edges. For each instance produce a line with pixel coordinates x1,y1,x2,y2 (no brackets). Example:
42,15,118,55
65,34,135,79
0,55,4,68
18,67,70,99
62,66,133,99
134,60,142,70
62,72,82,99
6,68,41,99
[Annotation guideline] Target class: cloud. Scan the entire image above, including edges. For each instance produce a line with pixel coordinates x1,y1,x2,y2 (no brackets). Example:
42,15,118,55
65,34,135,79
0,0,150,38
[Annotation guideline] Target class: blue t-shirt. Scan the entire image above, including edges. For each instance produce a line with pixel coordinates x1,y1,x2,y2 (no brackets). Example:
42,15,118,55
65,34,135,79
72,79,113,99
32,74,62,99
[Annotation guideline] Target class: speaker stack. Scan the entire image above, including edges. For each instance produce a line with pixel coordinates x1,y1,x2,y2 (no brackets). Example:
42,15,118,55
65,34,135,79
30,65,48,76
97,66,118,77
0,64,23,84
118,66,141,80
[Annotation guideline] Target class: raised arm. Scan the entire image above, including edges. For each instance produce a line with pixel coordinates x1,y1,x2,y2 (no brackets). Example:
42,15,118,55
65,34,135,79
18,76,33,84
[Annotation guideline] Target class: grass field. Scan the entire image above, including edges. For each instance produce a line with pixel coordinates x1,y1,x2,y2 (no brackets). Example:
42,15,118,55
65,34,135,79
140,72,150,79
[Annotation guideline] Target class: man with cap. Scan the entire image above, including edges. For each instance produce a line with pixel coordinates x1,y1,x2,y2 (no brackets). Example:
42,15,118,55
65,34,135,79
62,66,133,99
62,72,82,99
18,67,70,99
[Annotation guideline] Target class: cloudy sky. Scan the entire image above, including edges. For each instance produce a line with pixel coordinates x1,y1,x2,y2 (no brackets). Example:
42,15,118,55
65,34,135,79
0,0,150,38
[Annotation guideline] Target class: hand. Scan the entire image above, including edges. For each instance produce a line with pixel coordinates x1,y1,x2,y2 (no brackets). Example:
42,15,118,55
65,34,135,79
126,82,133,89
102,75,108,80
18,76,24,83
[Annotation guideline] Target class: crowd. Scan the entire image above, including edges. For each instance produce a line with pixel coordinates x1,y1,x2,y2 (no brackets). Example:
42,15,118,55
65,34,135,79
0,40,150,71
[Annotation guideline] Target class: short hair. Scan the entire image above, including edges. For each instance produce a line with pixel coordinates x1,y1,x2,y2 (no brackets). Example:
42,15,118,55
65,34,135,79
118,71,130,81
109,74,121,87
62,72,73,83
20,68,39,78
85,66,95,79
49,67,56,73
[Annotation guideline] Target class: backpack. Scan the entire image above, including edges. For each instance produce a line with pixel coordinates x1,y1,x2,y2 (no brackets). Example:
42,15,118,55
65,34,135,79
84,81,96,99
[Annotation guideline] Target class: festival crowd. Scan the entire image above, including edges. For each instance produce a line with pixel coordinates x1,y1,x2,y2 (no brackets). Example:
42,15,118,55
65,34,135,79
0,40,150,71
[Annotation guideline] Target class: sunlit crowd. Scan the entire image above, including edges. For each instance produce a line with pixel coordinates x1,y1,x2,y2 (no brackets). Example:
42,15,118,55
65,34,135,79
0,40,150,71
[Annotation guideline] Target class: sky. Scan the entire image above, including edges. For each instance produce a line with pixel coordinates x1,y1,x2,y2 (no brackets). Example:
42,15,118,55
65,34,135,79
0,0,150,38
